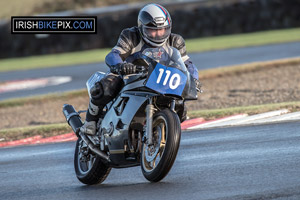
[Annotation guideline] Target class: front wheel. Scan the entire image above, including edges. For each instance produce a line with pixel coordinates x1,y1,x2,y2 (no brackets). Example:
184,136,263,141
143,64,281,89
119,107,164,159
141,109,181,182
74,138,111,185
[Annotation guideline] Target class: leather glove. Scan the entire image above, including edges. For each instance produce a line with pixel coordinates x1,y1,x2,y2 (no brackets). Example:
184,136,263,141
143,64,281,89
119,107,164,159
194,79,203,93
111,63,136,75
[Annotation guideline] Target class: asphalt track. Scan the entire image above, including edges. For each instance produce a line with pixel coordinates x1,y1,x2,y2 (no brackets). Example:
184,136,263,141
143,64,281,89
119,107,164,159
1,121,300,200
0,42,300,101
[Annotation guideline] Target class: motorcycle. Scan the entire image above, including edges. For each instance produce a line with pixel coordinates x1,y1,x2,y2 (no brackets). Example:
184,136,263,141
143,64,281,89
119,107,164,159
63,46,199,185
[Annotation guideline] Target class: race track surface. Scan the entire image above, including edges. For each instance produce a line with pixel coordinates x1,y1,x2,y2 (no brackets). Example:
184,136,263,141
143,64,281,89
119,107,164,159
1,121,300,200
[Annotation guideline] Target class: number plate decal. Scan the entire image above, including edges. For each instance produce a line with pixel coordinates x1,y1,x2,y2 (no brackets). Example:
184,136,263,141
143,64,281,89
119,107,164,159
146,63,187,96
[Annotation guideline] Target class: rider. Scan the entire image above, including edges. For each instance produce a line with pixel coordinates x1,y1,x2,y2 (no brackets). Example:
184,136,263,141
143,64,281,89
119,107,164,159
80,3,200,135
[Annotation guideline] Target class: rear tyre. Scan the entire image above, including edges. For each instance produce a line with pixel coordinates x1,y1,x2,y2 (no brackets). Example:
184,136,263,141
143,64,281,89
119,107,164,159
141,109,181,182
74,138,111,185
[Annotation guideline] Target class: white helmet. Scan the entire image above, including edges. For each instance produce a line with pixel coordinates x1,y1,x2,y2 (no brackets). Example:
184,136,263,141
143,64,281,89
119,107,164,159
138,4,172,47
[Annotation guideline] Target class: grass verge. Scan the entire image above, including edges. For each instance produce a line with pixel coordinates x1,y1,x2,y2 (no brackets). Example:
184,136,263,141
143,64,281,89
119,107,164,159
0,48,111,73
188,101,300,120
186,27,300,52
0,123,72,142
1,28,300,72
1,101,300,142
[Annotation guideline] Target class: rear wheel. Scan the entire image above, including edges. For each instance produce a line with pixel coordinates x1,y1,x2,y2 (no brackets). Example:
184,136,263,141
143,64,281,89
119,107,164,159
74,138,111,185
141,109,181,182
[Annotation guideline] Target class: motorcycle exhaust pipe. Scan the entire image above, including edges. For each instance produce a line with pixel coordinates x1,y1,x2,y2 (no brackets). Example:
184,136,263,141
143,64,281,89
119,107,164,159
62,104,83,137
62,104,110,163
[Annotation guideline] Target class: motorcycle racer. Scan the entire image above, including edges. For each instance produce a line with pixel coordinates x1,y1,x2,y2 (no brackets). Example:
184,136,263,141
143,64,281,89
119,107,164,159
80,3,201,136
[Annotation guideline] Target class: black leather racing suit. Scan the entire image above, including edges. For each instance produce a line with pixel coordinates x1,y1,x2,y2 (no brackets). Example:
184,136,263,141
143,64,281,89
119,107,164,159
86,27,199,122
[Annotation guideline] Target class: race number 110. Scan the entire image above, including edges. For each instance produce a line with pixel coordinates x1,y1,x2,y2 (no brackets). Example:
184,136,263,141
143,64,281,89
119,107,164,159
156,68,181,90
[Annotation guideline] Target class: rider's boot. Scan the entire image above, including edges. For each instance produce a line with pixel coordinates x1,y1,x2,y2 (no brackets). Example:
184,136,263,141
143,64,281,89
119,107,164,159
80,100,104,136
80,121,96,135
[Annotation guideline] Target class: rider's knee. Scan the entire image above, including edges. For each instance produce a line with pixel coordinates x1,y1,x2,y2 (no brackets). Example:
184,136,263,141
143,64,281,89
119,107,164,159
101,74,123,98
90,74,123,106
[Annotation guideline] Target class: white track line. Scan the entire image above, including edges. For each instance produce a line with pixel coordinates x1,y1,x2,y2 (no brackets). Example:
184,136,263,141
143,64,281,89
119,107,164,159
188,109,290,130
252,111,300,124
234,109,289,125
0,76,72,93
188,114,248,130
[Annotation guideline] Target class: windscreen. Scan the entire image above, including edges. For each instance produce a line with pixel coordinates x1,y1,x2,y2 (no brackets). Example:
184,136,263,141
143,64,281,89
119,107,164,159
142,46,187,72
142,46,197,100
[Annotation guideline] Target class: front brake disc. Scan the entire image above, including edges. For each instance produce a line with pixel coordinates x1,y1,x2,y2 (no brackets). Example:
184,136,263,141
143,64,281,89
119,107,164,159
145,127,162,162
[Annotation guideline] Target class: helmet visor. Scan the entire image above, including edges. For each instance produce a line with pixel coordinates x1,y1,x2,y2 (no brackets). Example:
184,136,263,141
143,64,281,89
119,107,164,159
142,25,171,44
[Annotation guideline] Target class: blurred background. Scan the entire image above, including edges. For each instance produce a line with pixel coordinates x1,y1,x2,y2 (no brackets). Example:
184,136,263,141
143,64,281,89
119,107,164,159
0,0,299,58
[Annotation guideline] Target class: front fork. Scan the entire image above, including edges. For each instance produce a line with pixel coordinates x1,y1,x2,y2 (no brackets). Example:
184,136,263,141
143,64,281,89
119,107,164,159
146,98,155,145
146,98,175,145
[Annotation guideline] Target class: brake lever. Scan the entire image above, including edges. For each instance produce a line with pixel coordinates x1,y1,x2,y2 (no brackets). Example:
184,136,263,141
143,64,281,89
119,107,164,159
136,66,148,75
136,65,145,71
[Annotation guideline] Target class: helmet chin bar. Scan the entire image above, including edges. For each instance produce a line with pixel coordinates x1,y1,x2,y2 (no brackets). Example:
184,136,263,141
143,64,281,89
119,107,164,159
140,26,171,47
142,25,171,41
142,36,168,47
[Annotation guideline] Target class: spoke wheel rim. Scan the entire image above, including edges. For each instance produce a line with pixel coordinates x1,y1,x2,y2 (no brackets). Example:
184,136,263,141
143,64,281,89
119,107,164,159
142,116,167,173
77,140,96,175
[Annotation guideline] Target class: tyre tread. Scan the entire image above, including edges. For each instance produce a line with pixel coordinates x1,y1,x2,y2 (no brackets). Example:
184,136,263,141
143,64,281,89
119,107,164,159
74,139,111,185
141,109,181,182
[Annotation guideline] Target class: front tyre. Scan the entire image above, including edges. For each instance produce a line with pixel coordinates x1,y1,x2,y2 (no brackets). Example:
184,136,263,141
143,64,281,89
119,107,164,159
141,109,181,182
74,138,111,185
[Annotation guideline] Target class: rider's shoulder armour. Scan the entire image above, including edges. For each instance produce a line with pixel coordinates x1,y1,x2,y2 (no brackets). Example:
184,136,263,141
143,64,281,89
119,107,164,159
115,27,141,54
168,33,188,60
